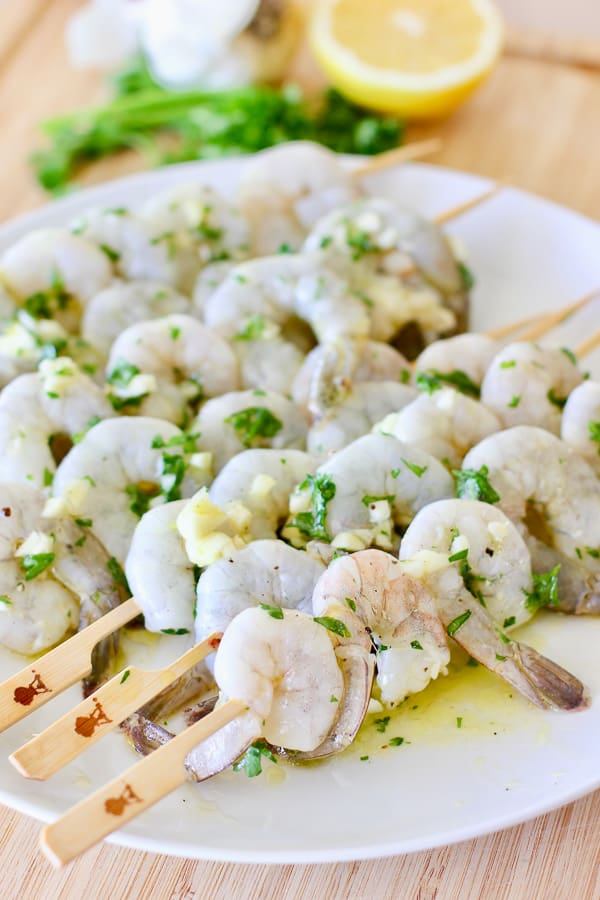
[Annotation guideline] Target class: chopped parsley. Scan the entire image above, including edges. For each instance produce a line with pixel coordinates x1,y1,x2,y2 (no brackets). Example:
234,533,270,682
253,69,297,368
453,465,500,504
448,548,469,563
416,369,480,399
547,388,567,410
330,695,339,703
106,359,140,390
588,421,600,452
75,517,92,528
169,325,181,340
362,493,394,506
120,670,130,684
151,431,199,454
446,610,472,637
389,736,406,746
72,415,101,444
345,596,356,612
524,564,561,612
345,224,379,261
560,347,577,365
289,473,336,542
0,596,12,606
259,602,284,620
160,628,190,635
459,560,486,606
99,243,120,263
107,557,130,593
159,453,186,502
456,717,463,729
233,739,277,778
21,552,55,581
410,640,423,650
374,716,390,733
507,395,521,408
234,315,267,341
125,482,160,518
313,616,351,638
457,261,475,291
499,360,516,369
225,406,283,448
400,458,428,478
43,467,54,487
503,616,516,628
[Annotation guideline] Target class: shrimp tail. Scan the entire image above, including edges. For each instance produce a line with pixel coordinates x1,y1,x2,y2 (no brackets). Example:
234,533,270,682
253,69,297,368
121,713,174,755
287,645,375,761
137,662,216,721
509,643,589,712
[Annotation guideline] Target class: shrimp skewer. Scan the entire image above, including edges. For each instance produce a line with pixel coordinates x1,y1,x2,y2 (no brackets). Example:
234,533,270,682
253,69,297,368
41,607,347,866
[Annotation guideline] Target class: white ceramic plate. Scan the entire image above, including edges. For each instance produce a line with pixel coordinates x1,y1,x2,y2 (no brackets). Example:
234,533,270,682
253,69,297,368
0,157,599,864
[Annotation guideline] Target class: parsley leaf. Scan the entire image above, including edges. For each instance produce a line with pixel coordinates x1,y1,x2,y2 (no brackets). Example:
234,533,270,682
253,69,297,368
21,553,54,580
233,739,277,778
416,369,480,399
289,474,336,542
259,602,284,620
313,616,351,638
446,610,472,637
225,406,283,448
524,564,561,612
453,466,500,504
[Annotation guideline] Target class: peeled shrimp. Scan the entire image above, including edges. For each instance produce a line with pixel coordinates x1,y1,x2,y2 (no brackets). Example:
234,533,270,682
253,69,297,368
0,483,126,692
238,142,358,256
106,313,239,424
464,426,600,614
414,333,500,388
195,539,324,651
561,380,600,472
374,388,502,468
286,433,454,552
52,416,205,562
71,207,182,286
399,499,587,711
139,182,250,293
481,343,583,433
82,280,191,355
313,549,450,706
183,607,345,780
0,358,112,487
193,388,308,472
209,448,316,540
308,381,416,456
203,253,371,345
0,228,113,332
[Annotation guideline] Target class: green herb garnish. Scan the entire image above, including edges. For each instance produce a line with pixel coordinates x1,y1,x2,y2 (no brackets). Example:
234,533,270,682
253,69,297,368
446,610,472,637
453,465,500,504
313,616,351,638
225,406,283,448
21,553,55,581
289,473,336,542
524,564,561,612
259,603,284,620
233,739,277,778
416,369,480,398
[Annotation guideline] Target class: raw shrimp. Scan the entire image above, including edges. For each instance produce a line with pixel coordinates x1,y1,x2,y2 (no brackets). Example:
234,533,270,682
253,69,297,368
203,253,371,344
52,417,205,562
184,607,345,779
0,312,72,388
0,358,112,487
82,281,191,355
139,182,250,292
308,381,417,456
0,483,127,693
292,339,411,416
0,228,113,332
561,381,600,472
194,540,324,651
230,317,306,394
480,343,583,433
209,449,316,540
238,142,358,256
126,451,317,633
414,333,500,389
71,207,182,286
193,388,308,472
285,433,454,553
313,549,450,706
192,260,238,318
374,387,502,468
304,196,468,347
399,499,587,711
106,314,240,424
464,426,600,614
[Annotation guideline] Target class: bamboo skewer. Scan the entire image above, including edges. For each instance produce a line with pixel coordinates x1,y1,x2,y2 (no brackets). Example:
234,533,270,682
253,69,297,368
517,291,599,342
9,631,222,781
352,137,443,178
484,312,545,340
435,182,505,225
575,329,600,360
0,598,141,734
40,697,246,867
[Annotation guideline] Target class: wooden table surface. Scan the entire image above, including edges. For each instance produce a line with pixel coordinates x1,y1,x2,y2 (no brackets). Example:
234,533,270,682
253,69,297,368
0,2,599,897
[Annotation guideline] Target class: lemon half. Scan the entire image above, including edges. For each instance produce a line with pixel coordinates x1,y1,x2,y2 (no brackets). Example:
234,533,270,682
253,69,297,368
310,0,504,118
